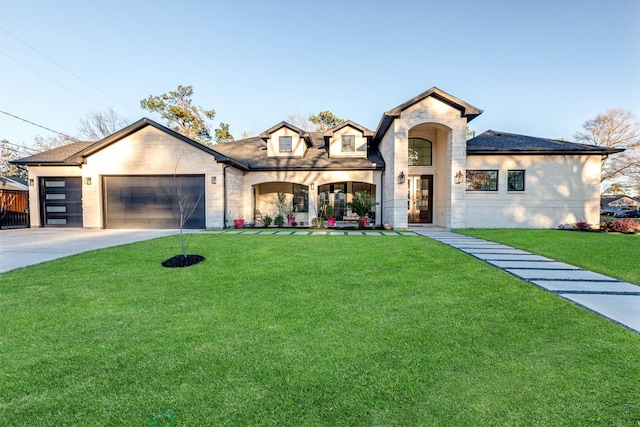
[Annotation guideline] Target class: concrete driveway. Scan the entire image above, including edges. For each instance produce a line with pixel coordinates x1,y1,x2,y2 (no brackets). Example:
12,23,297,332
0,228,181,273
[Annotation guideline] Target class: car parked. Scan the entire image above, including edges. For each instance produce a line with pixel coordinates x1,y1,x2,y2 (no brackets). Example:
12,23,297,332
613,209,640,218
600,206,626,216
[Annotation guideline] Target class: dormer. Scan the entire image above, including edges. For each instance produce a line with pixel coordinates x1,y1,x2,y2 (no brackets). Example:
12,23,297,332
260,122,309,158
323,120,373,158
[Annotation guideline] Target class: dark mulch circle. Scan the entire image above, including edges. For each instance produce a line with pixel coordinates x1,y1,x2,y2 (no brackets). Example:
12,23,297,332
161,254,205,268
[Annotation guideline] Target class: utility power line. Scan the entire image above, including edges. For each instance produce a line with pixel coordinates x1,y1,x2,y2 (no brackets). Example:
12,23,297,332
2,52,109,110
0,27,139,115
0,110,80,141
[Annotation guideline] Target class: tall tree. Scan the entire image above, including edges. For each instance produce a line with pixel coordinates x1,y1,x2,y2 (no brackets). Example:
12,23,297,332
286,110,344,132
77,107,131,141
574,108,640,185
309,110,343,131
214,122,234,144
140,85,217,145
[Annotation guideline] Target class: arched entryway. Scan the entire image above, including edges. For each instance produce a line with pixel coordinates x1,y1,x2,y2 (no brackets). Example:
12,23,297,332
407,123,451,227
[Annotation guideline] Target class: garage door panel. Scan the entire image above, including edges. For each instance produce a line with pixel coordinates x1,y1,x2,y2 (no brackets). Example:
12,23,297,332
104,175,205,229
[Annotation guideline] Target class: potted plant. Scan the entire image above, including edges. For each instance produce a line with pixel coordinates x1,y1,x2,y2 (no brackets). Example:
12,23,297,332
285,206,296,226
234,211,244,228
324,204,336,227
347,192,373,228
274,214,284,227
262,214,272,227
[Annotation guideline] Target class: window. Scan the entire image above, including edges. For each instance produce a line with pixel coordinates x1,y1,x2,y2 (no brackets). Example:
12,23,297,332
408,138,432,166
508,170,525,191
279,136,292,153
466,170,498,191
341,135,355,152
293,184,308,213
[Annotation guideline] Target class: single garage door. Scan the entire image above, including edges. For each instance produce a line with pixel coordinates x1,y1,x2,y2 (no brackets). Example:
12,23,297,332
39,177,83,227
104,175,205,229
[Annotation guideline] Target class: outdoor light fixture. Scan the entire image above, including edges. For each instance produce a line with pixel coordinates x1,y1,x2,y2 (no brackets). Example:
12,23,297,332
84,177,92,185
29,179,34,186
211,176,217,184
398,171,405,184
455,171,464,185
310,183,315,190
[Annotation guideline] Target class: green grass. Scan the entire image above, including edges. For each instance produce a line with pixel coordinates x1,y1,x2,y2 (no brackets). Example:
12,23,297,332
456,228,640,285
1,234,639,426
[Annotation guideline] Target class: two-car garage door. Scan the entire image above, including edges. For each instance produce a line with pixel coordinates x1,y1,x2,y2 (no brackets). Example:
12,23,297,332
103,175,205,229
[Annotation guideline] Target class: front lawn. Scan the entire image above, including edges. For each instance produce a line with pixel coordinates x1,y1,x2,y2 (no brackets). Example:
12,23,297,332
1,234,639,425
456,229,640,284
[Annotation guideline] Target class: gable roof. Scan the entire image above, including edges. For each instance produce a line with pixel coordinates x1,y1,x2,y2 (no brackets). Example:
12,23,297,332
11,118,242,168
601,196,640,207
77,118,230,161
323,120,374,138
467,130,625,155
213,132,384,171
259,121,306,139
11,140,95,166
373,87,483,145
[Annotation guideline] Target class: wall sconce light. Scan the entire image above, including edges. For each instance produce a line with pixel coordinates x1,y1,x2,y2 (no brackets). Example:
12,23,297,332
84,177,92,185
29,178,34,186
398,171,405,184
310,183,314,190
211,176,217,184
455,171,464,185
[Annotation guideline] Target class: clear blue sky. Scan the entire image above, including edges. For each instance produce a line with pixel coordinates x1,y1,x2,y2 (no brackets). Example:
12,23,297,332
1,0,639,147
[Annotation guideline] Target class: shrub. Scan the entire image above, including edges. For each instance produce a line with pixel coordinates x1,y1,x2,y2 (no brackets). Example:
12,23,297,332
610,219,640,233
262,214,272,227
571,221,592,231
599,221,614,232
274,214,284,227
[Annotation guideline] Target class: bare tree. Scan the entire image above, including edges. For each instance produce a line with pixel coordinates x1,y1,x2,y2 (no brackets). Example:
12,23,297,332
574,108,640,184
77,108,131,141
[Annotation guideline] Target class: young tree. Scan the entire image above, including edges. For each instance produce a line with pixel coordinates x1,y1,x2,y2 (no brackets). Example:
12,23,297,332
77,108,131,141
214,122,234,144
140,85,216,145
574,108,640,184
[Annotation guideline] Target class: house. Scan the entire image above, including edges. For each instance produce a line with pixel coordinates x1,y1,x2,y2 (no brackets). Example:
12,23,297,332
12,87,622,229
601,195,640,211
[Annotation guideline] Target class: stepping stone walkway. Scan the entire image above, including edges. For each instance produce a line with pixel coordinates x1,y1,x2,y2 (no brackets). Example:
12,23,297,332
414,230,640,334
203,230,413,236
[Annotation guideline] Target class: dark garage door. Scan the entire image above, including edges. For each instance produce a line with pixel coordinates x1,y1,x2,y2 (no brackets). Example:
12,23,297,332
39,177,83,227
104,175,205,229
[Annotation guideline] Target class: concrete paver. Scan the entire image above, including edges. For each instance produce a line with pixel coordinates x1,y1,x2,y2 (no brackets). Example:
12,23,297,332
0,228,179,273
415,229,640,334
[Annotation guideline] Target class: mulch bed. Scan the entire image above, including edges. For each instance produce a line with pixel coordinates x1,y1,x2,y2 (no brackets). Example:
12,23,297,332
161,254,205,268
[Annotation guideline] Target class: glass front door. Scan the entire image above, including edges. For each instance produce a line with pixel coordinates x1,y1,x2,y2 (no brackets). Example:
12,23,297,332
408,175,433,223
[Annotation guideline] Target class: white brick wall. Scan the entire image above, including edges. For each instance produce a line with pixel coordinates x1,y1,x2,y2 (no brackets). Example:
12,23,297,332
464,155,601,228
82,126,224,228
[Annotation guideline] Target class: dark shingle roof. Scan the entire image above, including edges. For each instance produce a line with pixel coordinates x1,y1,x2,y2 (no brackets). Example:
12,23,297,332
467,130,625,155
214,133,384,170
11,141,95,165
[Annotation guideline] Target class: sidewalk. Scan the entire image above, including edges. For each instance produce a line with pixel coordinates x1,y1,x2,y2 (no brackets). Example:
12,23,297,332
414,230,640,334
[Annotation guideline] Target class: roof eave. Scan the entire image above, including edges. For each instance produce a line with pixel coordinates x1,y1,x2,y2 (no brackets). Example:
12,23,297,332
467,149,624,156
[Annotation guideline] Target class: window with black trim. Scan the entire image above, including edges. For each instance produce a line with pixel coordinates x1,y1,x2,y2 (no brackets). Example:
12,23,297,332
507,170,525,191
279,136,292,153
293,184,308,213
466,170,498,191
341,135,355,152
408,137,432,166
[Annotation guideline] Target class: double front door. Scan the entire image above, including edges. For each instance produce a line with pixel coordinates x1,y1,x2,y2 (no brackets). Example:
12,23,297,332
408,175,433,223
